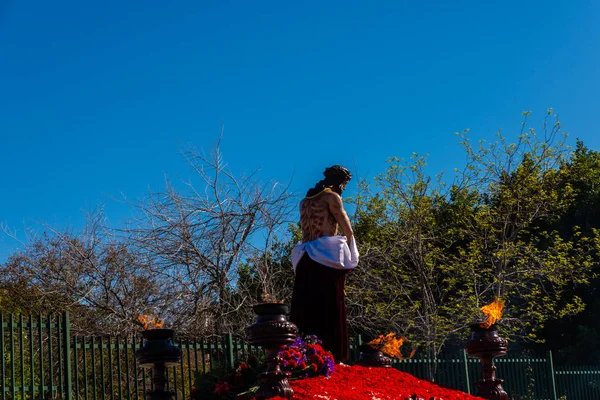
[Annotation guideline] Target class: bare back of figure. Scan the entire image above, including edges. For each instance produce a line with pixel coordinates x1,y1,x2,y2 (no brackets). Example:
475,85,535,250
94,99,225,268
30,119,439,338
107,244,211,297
299,188,353,243
300,189,338,242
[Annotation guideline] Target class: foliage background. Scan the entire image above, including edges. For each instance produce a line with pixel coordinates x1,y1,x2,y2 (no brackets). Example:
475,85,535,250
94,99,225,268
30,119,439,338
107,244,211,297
2,114,599,364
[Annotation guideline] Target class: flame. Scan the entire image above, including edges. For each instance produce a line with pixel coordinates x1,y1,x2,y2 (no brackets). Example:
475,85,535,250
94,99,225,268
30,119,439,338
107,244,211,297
260,290,283,304
262,290,273,302
137,314,164,330
367,333,414,359
479,298,504,329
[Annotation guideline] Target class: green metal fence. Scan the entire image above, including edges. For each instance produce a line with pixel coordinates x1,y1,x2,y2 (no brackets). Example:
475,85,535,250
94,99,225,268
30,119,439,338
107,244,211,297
2,313,599,399
555,365,600,399
69,333,262,400
1,313,71,399
0,313,263,400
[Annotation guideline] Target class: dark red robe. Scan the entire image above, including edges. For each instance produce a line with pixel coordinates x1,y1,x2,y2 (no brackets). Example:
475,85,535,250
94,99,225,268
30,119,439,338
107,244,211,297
290,253,350,362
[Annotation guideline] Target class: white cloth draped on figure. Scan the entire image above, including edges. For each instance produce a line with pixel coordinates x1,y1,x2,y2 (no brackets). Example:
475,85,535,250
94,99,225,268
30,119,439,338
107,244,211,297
291,235,359,274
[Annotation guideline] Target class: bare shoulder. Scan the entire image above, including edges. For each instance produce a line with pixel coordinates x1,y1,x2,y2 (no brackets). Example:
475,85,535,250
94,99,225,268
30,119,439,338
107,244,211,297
324,190,344,208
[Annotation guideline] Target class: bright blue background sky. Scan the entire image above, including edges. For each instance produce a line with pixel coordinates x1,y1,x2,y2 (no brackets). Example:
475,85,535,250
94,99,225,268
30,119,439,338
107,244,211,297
1,1,599,261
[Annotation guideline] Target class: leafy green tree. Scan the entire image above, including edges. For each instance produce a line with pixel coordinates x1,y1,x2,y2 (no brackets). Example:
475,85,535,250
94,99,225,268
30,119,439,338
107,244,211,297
347,154,479,361
539,140,600,363
345,112,600,364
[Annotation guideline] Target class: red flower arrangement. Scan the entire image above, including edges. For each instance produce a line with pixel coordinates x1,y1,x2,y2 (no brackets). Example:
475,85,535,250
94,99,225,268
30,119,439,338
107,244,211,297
270,365,484,400
278,335,335,378
191,335,482,399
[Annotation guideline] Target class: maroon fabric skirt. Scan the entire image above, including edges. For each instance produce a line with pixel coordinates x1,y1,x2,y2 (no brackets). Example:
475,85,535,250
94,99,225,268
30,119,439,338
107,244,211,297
290,253,349,362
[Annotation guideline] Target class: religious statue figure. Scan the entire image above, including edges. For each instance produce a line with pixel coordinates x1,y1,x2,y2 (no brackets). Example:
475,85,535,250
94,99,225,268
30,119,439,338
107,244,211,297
290,165,359,362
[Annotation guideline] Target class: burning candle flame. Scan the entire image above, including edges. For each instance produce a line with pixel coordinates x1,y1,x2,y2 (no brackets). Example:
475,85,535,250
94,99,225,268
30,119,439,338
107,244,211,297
479,298,505,329
260,290,283,304
367,333,415,359
137,314,164,330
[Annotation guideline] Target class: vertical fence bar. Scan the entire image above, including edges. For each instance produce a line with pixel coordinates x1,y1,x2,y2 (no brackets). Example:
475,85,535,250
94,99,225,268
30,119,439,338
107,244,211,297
29,315,35,397
108,336,114,400
580,366,586,398
240,336,246,363
547,351,558,400
19,314,25,399
133,336,139,400
179,337,185,400
574,366,580,398
214,337,219,368
537,357,546,398
443,355,450,387
200,338,206,374
208,338,214,371
92,336,98,400
450,353,459,389
226,334,234,370
171,361,178,400
579,365,585,397
116,336,123,400
124,336,131,400
186,340,193,396
462,349,471,394
245,341,251,364
576,365,581,398
165,367,170,392
355,335,362,363
100,336,106,400
193,339,199,375
83,336,89,400
0,314,4,400
57,314,64,398
10,314,16,400
38,314,45,398
63,312,72,400
581,366,590,399
504,357,514,397
74,336,79,398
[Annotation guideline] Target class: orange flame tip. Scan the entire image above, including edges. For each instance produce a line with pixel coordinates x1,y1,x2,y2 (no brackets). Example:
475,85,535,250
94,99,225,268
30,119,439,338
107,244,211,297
367,332,413,360
479,298,504,329
137,314,164,330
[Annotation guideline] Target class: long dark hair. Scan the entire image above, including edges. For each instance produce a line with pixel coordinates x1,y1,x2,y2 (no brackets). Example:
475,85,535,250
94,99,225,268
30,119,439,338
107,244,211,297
306,165,352,197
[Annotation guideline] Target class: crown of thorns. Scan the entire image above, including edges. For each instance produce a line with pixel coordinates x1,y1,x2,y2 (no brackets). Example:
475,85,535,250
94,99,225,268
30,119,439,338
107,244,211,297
323,165,352,181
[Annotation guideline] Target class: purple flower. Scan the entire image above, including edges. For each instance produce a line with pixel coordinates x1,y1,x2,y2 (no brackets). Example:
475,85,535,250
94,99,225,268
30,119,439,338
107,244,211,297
292,336,306,347
304,335,322,345
322,356,335,378
278,334,334,379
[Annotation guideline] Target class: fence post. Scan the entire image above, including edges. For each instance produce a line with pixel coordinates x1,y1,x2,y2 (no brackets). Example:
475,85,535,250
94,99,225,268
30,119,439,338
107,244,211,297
0,314,3,400
225,334,235,369
62,312,73,400
462,349,472,394
10,314,16,399
547,350,558,400
354,334,362,364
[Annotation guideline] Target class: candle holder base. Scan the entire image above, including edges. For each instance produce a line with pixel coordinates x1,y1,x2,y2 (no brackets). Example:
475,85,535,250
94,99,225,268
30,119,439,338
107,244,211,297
355,345,392,368
465,324,509,400
255,369,294,400
476,378,509,400
246,303,297,400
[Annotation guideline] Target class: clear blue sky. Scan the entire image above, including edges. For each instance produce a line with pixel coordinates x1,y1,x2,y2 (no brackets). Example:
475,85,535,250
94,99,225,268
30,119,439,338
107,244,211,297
1,1,599,261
